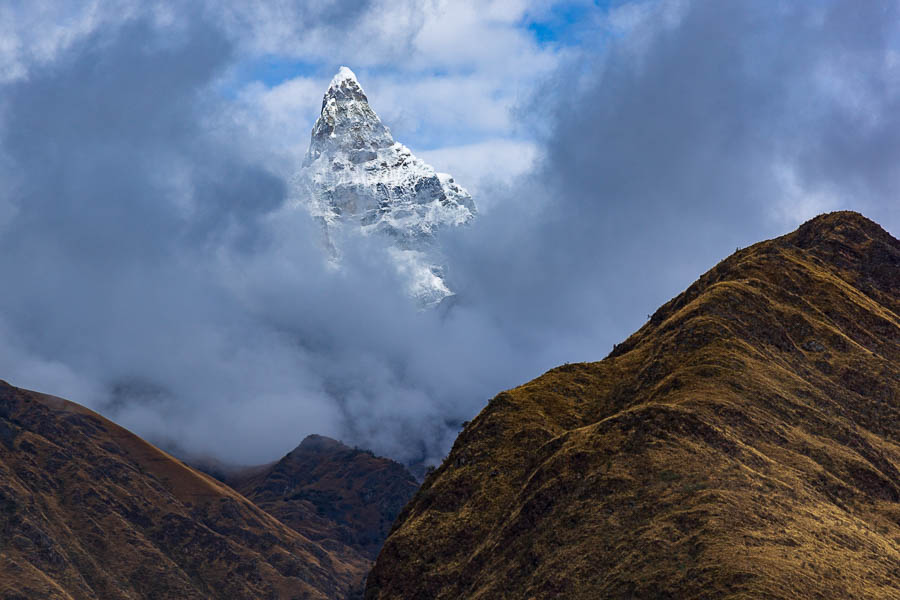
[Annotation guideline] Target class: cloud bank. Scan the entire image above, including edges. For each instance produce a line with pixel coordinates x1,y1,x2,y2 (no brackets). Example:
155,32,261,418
0,0,898,467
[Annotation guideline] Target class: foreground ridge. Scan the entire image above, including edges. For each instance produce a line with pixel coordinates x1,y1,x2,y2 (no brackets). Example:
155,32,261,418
367,211,900,599
0,382,369,599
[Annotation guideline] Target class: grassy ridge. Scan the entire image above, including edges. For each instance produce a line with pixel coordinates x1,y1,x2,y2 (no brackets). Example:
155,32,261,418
367,212,900,599
0,384,369,599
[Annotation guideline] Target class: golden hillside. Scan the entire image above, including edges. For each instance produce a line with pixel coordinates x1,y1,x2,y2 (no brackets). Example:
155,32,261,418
367,211,900,599
0,383,370,599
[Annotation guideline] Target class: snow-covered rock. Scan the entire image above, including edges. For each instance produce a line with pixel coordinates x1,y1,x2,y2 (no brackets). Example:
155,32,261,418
294,66,476,307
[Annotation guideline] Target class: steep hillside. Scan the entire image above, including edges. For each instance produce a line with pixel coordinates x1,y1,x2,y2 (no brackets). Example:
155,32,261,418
0,383,369,599
228,434,418,560
367,211,900,599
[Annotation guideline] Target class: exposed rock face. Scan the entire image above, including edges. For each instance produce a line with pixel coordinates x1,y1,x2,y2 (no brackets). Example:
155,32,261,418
367,212,900,599
296,67,476,307
0,382,369,599
228,434,418,561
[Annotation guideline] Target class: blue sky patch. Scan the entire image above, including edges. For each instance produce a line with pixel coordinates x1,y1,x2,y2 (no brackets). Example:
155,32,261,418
525,1,610,45
236,56,321,88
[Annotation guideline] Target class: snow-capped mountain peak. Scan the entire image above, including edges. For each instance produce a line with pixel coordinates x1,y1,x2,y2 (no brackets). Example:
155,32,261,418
331,65,359,87
306,66,394,164
295,67,476,307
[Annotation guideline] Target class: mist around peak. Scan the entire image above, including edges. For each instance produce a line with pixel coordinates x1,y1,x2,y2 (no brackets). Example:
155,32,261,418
0,1,898,471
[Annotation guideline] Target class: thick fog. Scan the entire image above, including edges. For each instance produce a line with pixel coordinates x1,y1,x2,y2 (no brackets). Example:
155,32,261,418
1,0,897,466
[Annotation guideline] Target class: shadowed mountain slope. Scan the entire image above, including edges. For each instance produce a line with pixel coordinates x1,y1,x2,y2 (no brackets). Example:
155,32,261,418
0,383,369,599
367,211,900,599
228,434,418,561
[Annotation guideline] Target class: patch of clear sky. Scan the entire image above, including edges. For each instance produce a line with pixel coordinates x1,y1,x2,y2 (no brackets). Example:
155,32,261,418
233,1,612,89
218,1,613,148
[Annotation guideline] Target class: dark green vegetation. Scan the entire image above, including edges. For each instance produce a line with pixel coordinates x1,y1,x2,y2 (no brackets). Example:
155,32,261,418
367,212,900,599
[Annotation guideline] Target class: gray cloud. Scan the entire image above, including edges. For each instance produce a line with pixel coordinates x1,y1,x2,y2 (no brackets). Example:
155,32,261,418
0,0,898,469
0,5,491,466
445,0,900,356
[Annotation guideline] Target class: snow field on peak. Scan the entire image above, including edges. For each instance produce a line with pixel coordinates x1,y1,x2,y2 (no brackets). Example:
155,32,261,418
294,68,476,307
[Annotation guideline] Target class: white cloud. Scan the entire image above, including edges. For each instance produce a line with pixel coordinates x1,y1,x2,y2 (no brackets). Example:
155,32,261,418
369,74,524,142
770,163,840,228
220,0,576,200
4,0,900,471
0,0,133,82
224,76,330,176
418,139,538,201
212,0,425,66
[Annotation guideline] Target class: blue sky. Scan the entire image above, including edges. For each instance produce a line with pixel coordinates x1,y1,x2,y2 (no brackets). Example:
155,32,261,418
211,0,618,164
526,1,607,44
230,56,320,89
231,1,608,86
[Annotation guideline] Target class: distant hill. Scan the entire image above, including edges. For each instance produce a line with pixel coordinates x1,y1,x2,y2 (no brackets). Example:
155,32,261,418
227,434,418,561
0,381,370,599
367,211,900,599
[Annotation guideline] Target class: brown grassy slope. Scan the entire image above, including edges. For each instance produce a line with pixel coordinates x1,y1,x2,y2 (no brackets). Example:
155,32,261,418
367,211,900,600
0,384,369,599
228,434,418,561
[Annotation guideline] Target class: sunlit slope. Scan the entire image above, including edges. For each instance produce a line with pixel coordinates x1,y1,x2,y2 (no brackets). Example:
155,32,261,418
367,211,900,599
0,383,369,599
